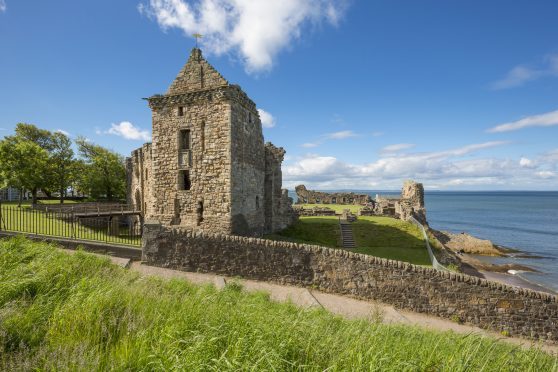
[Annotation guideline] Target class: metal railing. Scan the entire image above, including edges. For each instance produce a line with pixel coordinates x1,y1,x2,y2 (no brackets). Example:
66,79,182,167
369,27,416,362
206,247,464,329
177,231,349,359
408,215,449,271
0,202,142,247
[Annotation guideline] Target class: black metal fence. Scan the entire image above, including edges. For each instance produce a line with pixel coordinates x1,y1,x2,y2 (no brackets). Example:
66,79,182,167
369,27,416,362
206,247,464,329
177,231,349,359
0,202,142,247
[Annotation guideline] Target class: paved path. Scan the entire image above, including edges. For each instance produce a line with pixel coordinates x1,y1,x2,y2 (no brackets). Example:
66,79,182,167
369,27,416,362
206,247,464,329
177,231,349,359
60,250,557,355
127,260,557,355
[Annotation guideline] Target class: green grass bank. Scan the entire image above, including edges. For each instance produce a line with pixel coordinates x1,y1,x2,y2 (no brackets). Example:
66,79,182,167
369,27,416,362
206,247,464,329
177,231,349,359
269,204,432,265
0,237,556,370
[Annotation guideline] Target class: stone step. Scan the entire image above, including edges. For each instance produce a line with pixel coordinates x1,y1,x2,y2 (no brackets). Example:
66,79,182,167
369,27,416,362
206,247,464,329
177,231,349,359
339,221,357,249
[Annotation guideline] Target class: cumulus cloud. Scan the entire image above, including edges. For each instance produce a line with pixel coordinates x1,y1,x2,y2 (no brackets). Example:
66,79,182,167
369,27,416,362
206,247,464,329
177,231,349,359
281,141,536,190
0,0,6,13
491,54,558,90
381,143,415,153
257,108,275,128
139,0,348,72
488,110,558,133
106,122,151,141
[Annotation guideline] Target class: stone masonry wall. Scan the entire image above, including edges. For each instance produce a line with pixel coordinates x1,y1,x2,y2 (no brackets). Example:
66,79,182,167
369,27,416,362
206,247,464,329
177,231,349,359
295,185,371,205
143,222,558,342
149,92,232,233
230,87,265,236
127,48,295,237
127,142,153,216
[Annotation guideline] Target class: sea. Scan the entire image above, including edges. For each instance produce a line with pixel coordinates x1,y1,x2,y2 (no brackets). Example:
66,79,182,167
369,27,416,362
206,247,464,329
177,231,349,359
289,190,558,293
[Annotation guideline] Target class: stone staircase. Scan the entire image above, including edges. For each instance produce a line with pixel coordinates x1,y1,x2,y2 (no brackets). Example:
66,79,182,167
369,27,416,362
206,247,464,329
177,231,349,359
339,221,356,248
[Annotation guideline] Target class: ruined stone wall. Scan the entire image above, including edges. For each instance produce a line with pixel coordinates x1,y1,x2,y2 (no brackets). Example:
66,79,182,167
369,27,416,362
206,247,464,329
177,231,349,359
127,143,153,217
230,87,265,236
264,143,294,233
295,185,371,205
143,222,558,342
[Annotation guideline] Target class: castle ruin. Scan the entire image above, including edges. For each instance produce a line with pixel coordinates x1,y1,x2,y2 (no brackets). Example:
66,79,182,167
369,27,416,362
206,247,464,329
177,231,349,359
127,48,295,236
373,180,426,224
295,185,372,205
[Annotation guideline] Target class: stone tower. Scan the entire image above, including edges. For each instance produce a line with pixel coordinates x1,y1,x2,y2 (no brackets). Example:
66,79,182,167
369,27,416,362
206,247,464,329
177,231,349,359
127,48,295,236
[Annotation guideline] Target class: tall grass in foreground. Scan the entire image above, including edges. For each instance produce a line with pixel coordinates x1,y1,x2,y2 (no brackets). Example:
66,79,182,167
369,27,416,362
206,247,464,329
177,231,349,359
0,237,556,371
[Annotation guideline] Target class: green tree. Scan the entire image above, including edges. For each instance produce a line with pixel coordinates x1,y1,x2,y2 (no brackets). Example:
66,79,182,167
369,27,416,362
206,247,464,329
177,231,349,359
75,137,126,201
0,137,49,206
48,131,76,203
8,124,78,203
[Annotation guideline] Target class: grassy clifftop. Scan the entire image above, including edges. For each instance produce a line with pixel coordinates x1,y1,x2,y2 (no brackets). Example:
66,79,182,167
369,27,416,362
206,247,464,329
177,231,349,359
0,237,556,370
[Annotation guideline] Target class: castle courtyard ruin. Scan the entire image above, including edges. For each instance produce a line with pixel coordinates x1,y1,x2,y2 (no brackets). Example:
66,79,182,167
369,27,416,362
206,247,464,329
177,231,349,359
127,48,295,237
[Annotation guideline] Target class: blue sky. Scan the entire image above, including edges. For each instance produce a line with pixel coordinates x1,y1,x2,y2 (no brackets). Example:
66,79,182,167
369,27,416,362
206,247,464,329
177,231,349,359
1,0,558,190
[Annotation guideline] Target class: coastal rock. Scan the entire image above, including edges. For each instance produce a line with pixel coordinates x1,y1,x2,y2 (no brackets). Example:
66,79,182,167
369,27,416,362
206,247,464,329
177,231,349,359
432,229,503,256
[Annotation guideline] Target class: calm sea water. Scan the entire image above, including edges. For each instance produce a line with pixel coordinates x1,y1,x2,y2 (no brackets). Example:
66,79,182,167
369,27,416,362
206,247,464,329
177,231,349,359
289,190,558,292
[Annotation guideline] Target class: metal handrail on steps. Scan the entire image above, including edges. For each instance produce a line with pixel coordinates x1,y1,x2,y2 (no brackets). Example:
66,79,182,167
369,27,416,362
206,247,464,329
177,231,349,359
408,216,449,272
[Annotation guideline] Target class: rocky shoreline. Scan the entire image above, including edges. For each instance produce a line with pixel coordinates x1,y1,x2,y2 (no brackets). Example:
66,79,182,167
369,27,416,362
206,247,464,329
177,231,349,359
428,227,555,294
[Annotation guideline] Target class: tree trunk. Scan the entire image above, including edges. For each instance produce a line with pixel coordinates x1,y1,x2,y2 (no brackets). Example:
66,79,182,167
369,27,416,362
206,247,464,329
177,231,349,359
31,188,38,207
59,187,65,204
107,186,113,201
18,188,23,207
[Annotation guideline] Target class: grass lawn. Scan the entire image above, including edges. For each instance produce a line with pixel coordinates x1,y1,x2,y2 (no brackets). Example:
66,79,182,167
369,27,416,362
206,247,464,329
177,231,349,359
268,214,431,265
265,216,340,247
298,203,363,213
0,205,140,246
0,238,555,370
352,216,431,266
1,199,80,205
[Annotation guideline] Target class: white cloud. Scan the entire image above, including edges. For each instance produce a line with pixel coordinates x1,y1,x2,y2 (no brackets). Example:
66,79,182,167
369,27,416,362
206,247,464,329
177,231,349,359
106,121,151,141
488,110,558,133
536,171,556,179
381,143,415,153
300,129,358,148
282,141,529,190
491,54,558,90
301,142,319,148
325,130,357,139
139,0,347,72
519,157,535,168
371,131,384,137
0,0,6,13
257,108,275,128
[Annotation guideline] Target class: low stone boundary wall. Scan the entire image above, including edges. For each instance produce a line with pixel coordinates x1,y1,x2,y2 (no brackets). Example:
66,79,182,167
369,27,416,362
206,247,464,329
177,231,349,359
142,222,558,342
0,231,142,259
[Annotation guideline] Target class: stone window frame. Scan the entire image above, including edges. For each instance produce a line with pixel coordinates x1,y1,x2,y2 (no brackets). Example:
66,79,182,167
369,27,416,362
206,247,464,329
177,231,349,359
178,106,185,116
178,170,191,191
179,129,191,151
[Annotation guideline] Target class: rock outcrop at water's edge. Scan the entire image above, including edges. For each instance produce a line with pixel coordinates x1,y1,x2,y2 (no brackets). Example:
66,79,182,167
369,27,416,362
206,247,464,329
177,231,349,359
430,229,504,256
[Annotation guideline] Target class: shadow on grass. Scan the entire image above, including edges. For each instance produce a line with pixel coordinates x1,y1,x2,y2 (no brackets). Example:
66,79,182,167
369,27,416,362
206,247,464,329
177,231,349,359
264,217,340,248
265,216,431,266
351,218,431,266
